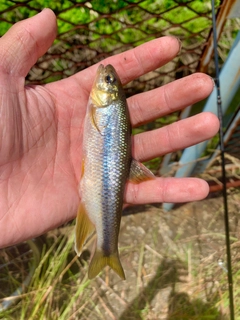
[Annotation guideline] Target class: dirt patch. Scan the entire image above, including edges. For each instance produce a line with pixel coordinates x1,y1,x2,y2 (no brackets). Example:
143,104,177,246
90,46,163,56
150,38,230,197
86,190,240,319
1,190,239,319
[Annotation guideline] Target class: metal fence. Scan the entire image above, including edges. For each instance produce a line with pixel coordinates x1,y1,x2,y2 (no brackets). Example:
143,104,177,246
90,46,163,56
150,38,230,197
0,0,238,93
0,0,239,173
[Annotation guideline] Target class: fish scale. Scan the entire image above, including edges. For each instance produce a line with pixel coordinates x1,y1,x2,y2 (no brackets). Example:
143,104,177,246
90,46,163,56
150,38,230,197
75,64,155,279
83,98,130,265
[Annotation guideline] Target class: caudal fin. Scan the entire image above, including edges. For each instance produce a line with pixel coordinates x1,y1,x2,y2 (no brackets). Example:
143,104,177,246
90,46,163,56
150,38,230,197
88,250,125,280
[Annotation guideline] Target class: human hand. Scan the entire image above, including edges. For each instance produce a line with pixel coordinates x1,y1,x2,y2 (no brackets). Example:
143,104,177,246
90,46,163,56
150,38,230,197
0,9,219,248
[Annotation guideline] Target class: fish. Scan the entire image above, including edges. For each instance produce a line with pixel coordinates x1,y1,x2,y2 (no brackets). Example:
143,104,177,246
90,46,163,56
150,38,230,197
75,64,155,280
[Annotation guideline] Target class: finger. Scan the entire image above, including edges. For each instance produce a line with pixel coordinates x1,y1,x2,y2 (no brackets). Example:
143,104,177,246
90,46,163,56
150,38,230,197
103,36,181,84
132,112,219,161
0,9,57,78
129,73,214,127
72,36,181,91
125,177,209,204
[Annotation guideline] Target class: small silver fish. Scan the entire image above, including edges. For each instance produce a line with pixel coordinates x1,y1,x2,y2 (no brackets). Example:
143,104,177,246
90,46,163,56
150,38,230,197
75,64,154,279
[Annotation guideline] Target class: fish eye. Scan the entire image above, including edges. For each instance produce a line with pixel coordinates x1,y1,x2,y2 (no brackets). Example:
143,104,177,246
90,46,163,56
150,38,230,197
105,74,115,84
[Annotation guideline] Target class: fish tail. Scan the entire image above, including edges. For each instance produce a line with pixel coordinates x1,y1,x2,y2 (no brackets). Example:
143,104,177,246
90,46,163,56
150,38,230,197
88,250,125,280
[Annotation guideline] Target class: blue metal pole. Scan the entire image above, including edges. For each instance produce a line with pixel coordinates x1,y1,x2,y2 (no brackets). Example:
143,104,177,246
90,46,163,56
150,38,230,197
163,31,240,211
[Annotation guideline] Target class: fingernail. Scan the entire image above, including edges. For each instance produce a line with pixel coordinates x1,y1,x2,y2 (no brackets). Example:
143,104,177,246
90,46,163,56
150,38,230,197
209,76,216,89
175,37,182,54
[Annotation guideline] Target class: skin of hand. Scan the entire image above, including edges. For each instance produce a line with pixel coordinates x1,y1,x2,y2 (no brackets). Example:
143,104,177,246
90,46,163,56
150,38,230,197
0,9,219,248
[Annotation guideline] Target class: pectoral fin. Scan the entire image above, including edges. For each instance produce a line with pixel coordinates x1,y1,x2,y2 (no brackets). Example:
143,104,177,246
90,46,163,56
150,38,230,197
75,203,95,256
90,105,102,134
80,158,85,179
129,159,155,183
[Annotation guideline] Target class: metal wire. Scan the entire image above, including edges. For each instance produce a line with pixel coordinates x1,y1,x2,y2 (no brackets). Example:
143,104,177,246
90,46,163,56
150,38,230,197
211,1,235,319
0,0,222,92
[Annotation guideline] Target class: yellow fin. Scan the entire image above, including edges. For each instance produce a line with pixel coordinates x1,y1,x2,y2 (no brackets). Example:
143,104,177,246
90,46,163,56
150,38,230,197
90,104,102,134
129,159,155,184
88,250,125,280
80,158,85,179
75,203,95,256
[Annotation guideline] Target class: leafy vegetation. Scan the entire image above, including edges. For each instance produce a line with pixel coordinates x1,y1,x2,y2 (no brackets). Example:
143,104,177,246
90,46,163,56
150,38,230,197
0,0,221,42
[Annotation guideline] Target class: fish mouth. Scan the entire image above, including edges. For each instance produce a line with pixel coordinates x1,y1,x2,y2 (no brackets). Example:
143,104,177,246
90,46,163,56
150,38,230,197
95,64,118,84
97,64,105,73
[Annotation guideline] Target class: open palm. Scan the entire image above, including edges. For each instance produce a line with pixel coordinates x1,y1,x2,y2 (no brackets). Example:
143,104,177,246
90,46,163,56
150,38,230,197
0,9,219,248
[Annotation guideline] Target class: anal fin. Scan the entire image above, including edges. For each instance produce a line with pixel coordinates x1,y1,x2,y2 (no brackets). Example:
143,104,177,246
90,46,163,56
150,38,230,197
75,203,95,256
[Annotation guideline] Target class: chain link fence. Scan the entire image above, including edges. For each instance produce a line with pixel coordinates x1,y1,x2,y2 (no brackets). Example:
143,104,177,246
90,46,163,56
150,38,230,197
0,1,238,90
0,0,239,169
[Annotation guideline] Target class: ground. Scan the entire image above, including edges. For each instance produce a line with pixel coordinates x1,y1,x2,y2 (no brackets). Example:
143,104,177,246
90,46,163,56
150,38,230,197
1,190,240,319
84,190,240,319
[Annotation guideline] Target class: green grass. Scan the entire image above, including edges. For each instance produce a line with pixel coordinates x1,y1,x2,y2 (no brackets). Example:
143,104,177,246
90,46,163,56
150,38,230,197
0,229,92,319
1,202,239,319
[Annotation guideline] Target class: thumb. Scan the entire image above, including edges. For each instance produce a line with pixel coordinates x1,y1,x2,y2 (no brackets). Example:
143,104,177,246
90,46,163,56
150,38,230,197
0,9,57,78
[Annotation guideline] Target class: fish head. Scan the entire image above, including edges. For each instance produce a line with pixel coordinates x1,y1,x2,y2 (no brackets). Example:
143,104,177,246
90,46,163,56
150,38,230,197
90,64,124,107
